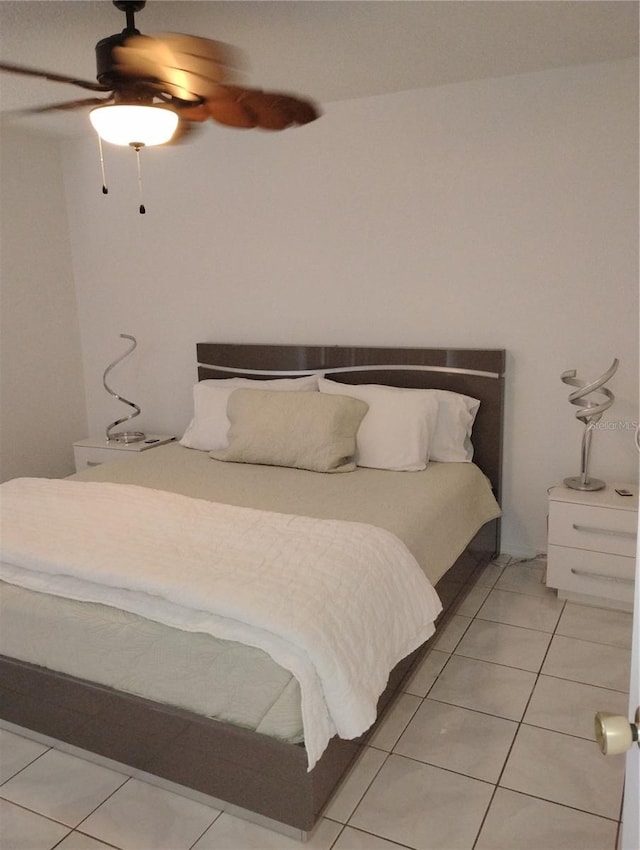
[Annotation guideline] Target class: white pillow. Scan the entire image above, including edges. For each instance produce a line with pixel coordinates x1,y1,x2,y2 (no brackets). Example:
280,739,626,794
318,378,439,471
180,375,319,451
429,390,480,462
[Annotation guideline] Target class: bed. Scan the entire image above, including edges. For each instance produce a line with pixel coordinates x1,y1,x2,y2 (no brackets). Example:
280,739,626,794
0,342,504,837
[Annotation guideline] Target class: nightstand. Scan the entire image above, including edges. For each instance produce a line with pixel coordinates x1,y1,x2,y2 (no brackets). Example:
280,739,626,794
73,435,176,472
546,482,638,611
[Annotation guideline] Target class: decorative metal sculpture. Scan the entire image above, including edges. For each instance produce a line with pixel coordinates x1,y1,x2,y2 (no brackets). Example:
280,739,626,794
561,358,619,491
103,333,146,443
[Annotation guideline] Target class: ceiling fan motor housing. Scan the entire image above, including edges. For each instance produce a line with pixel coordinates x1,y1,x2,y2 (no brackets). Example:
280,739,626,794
113,0,146,10
95,32,135,88
96,1,145,88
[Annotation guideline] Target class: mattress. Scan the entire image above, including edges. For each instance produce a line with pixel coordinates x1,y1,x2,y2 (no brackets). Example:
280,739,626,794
0,445,500,744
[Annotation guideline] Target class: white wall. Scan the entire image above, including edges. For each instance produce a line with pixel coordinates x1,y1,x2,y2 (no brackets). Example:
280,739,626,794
60,58,638,556
0,126,87,481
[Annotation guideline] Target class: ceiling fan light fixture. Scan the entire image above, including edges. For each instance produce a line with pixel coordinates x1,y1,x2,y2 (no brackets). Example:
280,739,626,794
89,103,178,146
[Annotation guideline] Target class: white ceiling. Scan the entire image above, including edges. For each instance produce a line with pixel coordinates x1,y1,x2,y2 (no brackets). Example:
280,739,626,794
0,0,638,137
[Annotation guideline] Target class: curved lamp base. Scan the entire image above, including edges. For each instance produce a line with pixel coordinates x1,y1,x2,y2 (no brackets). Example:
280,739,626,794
107,430,146,444
564,475,606,492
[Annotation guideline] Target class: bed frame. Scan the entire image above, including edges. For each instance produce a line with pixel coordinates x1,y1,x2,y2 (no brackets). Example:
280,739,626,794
0,343,505,836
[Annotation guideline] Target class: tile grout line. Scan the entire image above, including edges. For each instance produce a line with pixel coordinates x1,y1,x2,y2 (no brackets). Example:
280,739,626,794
0,795,74,831
0,742,53,788
64,774,132,839
186,807,225,850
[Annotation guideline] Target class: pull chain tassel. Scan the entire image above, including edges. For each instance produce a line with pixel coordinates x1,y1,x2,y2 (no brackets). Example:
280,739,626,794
134,144,146,214
98,135,108,194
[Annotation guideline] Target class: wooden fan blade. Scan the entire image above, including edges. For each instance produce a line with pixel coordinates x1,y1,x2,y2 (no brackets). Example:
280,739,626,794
173,102,211,123
113,33,238,102
235,90,293,130
22,96,114,114
0,61,108,92
205,95,257,129
211,86,320,131
173,92,256,129
145,32,240,71
284,97,320,126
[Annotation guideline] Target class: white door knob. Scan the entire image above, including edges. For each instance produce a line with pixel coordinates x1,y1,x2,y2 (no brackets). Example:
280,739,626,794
594,709,640,755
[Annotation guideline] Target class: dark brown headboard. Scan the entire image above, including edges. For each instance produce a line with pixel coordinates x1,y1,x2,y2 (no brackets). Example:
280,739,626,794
196,343,505,506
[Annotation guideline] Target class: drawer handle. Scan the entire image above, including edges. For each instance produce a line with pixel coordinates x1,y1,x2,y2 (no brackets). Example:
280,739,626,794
570,567,635,585
571,523,636,540
86,461,102,467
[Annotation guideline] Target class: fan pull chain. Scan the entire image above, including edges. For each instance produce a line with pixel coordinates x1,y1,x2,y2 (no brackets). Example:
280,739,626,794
97,135,108,194
133,144,146,215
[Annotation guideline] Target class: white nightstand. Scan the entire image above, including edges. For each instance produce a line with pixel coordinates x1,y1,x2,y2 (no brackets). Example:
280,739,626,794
546,482,638,611
73,435,176,472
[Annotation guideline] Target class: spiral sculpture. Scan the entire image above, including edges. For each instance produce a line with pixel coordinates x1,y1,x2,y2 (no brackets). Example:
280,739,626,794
561,358,619,491
103,334,146,443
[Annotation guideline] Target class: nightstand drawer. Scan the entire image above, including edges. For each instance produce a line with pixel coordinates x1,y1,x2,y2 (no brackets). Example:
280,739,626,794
548,502,637,556
74,446,124,470
547,544,635,606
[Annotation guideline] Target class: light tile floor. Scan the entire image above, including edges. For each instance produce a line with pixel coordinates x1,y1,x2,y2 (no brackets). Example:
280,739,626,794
0,556,632,850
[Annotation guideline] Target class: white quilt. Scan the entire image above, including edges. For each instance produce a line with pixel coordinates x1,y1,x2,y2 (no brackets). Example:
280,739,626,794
0,477,442,769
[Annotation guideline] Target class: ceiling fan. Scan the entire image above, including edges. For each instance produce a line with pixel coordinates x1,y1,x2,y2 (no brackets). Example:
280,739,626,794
0,0,320,144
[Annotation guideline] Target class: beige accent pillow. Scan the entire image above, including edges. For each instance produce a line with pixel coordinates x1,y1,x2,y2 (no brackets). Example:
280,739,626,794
209,389,368,473
180,375,319,451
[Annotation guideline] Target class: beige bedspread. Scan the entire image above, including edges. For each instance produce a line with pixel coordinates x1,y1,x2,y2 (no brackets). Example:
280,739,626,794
71,442,500,585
